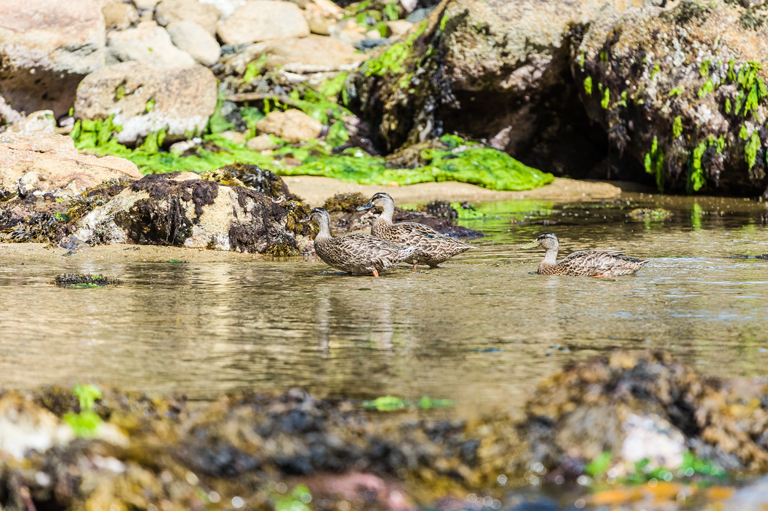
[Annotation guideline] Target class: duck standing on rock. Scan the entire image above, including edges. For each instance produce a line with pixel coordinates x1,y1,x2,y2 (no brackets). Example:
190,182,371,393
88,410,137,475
301,207,418,277
527,233,649,277
357,192,476,269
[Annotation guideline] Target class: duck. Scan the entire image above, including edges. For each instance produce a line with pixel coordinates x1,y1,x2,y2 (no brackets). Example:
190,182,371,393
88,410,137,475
527,233,649,277
301,207,418,277
357,192,476,269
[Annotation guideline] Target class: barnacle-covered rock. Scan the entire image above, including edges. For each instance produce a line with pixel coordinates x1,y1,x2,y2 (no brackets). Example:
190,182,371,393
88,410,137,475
573,0,768,196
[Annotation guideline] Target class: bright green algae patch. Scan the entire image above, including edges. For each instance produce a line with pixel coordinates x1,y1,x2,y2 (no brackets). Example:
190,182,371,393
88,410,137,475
72,122,553,192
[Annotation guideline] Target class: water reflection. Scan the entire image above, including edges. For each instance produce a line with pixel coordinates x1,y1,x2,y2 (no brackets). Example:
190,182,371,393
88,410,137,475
0,194,766,416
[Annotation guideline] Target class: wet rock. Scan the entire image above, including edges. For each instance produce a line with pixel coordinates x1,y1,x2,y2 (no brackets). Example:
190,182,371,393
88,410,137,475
0,132,141,198
155,0,222,34
393,210,482,237
628,208,672,221
574,0,768,195
421,200,458,220
203,162,294,199
102,2,140,31
216,0,310,45
54,273,120,287
256,109,324,143
166,21,222,67
5,110,57,135
323,192,369,213
0,393,73,460
72,173,310,253
107,21,197,68
74,62,217,144
355,0,654,176
0,0,106,118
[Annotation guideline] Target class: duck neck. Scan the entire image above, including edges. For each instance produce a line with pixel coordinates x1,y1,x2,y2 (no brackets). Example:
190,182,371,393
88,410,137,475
315,214,333,241
377,199,395,225
542,247,558,266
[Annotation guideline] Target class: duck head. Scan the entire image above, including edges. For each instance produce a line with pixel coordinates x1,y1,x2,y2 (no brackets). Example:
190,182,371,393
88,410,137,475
357,192,394,212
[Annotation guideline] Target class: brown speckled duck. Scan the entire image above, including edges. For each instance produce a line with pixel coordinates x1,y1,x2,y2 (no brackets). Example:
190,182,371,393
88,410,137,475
529,233,649,277
301,207,418,277
357,192,476,269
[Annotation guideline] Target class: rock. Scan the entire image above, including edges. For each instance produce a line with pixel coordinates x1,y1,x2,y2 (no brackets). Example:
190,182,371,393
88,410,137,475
107,21,197,68
246,134,278,151
102,2,139,30
134,0,161,9
308,17,333,36
73,173,311,254
216,1,310,45
75,62,218,144
0,132,142,198
255,109,323,142
574,0,768,195
166,21,221,66
224,35,366,77
356,0,656,176
216,130,247,144
6,111,57,135
0,0,106,118
0,393,73,461
199,0,245,18
387,20,414,38
155,0,222,34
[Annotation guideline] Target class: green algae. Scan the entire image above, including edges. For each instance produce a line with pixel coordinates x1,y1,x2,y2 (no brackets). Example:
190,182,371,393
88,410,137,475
364,20,427,77
586,450,726,485
63,384,103,437
745,132,761,169
601,88,610,109
584,76,593,95
691,140,707,192
644,136,665,193
673,116,683,138
362,395,454,411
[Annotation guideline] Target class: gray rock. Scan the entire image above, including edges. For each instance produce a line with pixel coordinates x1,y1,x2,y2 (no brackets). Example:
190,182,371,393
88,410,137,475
216,1,310,45
155,0,222,34
107,21,197,68
74,62,217,144
0,0,106,118
6,110,56,135
167,21,221,66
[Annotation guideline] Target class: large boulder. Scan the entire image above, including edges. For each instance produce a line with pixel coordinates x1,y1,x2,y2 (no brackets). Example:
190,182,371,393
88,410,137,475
0,132,142,198
107,21,197,68
155,0,222,34
73,173,313,254
216,1,310,45
0,0,106,119
574,0,768,196
355,0,655,176
166,21,221,67
74,62,218,144
256,109,323,142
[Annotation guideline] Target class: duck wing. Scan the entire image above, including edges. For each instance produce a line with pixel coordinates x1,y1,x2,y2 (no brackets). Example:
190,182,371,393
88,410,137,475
334,234,416,265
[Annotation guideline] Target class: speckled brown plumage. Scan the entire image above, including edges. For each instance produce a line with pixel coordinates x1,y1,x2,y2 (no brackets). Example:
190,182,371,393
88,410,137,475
302,207,417,276
532,233,649,277
359,192,475,268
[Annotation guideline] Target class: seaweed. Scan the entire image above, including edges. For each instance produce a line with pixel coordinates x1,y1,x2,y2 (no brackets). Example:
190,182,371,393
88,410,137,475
584,76,593,95
54,274,119,288
644,136,665,193
691,141,707,192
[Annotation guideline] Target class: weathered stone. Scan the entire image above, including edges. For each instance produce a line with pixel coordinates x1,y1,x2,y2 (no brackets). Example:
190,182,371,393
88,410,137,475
107,21,196,68
356,0,655,177
0,0,106,118
0,132,142,198
156,0,222,34
73,173,310,254
246,133,278,151
256,109,323,142
102,2,140,30
74,62,218,144
387,20,414,38
134,0,161,9
216,1,310,45
167,21,221,66
575,0,768,195
199,0,246,18
6,110,57,135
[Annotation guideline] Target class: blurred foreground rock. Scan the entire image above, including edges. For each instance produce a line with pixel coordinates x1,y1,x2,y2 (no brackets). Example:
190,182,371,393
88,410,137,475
0,351,767,510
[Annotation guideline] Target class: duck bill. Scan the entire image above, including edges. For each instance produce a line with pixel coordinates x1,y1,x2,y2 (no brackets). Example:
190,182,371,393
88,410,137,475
357,201,375,211
299,216,311,223
521,241,538,249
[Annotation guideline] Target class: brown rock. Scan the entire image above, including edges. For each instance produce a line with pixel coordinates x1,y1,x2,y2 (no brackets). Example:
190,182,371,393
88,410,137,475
216,1,310,45
0,132,142,198
0,0,106,118
102,2,140,30
155,0,222,34
256,109,323,142
107,21,196,68
74,62,218,144
263,35,366,72
246,134,278,151
6,111,57,135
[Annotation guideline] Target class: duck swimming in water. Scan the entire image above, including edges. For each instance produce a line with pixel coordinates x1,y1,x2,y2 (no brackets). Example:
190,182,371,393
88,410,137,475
358,192,476,269
301,207,418,277
528,233,649,277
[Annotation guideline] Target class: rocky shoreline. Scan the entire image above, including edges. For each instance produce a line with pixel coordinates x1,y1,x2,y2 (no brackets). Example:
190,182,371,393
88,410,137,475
2,351,768,510
2,0,767,201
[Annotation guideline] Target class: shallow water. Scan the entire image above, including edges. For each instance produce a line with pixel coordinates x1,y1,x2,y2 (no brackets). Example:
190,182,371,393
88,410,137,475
0,193,766,419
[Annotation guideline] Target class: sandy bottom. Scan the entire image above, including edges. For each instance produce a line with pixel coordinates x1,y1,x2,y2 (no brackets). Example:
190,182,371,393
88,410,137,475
282,176,640,206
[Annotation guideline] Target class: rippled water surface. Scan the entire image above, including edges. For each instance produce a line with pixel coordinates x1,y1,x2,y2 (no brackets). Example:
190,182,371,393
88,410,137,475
1,193,767,417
